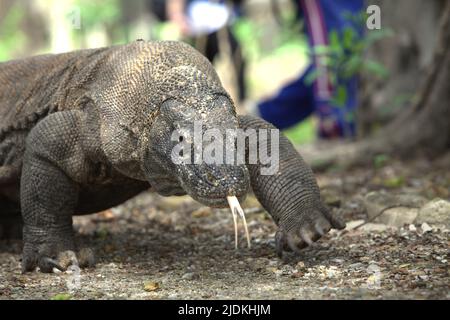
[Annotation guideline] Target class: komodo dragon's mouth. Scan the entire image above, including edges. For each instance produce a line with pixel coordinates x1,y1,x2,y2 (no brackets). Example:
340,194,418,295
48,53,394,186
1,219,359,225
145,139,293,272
195,195,251,250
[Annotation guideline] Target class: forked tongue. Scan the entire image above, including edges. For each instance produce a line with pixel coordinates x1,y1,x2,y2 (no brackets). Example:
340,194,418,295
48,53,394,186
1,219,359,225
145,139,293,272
226,196,251,249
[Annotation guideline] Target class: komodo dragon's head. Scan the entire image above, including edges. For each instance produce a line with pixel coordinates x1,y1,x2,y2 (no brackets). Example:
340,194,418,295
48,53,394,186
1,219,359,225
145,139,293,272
143,65,250,209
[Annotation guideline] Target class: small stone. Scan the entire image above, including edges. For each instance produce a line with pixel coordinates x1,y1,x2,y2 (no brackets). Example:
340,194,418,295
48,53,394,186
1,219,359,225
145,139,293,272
273,269,283,276
358,223,390,232
79,248,96,268
345,220,390,232
416,198,450,228
331,258,344,264
408,224,417,232
420,222,433,233
296,261,306,270
364,191,425,227
349,262,364,270
268,259,279,267
144,281,160,292
181,272,198,280
377,207,419,227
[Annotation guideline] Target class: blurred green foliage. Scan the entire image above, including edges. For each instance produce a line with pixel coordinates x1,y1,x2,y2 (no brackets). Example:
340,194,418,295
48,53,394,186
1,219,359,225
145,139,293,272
306,11,393,108
233,16,307,62
0,3,26,61
283,118,316,145
232,16,316,144
73,0,126,44
74,0,121,30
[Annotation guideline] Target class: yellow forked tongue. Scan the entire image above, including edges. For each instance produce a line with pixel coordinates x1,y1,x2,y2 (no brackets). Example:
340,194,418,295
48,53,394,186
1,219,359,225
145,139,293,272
226,196,251,249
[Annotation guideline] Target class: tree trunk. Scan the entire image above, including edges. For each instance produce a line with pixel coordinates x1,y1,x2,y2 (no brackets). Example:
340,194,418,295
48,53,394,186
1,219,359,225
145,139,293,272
309,1,450,169
357,0,445,137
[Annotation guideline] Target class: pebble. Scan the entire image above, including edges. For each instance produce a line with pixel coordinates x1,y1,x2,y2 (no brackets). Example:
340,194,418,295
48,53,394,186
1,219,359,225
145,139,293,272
268,259,279,267
349,262,364,269
181,272,198,280
421,223,433,234
331,258,344,264
416,198,450,228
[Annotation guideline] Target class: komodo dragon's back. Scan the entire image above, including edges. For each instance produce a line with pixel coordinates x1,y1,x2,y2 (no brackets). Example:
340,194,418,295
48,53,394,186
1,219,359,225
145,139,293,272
0,48,109,132
0,47,110,185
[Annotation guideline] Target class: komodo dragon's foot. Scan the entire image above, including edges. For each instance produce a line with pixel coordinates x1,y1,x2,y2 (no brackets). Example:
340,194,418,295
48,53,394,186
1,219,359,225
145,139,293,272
21,227,95,273
274,206,345,257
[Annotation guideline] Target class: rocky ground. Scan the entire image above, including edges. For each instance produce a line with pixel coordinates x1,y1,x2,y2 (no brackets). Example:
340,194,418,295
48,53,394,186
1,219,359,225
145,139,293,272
0,154,449,300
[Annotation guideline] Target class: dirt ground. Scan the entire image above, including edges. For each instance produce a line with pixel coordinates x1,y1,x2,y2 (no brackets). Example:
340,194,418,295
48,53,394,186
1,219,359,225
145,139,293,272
0,155,449,300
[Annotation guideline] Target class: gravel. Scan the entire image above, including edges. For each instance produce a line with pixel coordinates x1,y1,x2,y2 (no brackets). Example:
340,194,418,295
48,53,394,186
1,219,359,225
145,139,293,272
0,157,449,300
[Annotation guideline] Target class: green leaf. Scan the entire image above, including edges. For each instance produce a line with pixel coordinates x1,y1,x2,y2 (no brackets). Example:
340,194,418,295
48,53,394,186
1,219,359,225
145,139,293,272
51,293,72,300
343,55,363,78
364,28,394,47
373,154,390,168
331,85,347,107
345,112,355,123
304,69,321,85
342,27,355,50
364,59,389,78
328,31,343,55
310,45,331,56
383,176,405,188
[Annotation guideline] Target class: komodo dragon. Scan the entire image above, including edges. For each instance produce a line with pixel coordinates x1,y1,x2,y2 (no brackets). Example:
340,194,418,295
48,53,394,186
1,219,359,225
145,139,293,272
0,40,345,273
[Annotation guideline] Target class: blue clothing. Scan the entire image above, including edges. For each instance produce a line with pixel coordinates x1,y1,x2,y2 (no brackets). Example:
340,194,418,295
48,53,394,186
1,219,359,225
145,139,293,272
258,0,365,138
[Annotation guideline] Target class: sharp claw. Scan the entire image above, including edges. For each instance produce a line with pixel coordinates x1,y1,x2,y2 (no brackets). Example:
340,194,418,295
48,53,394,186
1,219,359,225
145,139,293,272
299,229,314,246
315,223,326,236
287,234,303,254
275,231,284,258
58,250,79,270
41,257,65,272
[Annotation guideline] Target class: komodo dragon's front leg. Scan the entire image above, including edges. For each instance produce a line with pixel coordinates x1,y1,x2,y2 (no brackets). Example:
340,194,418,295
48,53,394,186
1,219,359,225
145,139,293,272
239,115,345,256
20,110,94,273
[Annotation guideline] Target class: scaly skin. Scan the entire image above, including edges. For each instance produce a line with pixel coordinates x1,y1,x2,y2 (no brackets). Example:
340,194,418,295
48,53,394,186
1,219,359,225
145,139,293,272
0,40,344,273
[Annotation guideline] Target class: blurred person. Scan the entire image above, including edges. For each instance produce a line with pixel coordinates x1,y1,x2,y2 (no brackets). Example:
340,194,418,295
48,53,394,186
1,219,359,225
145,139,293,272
252,0,365,138
149,0,247,102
